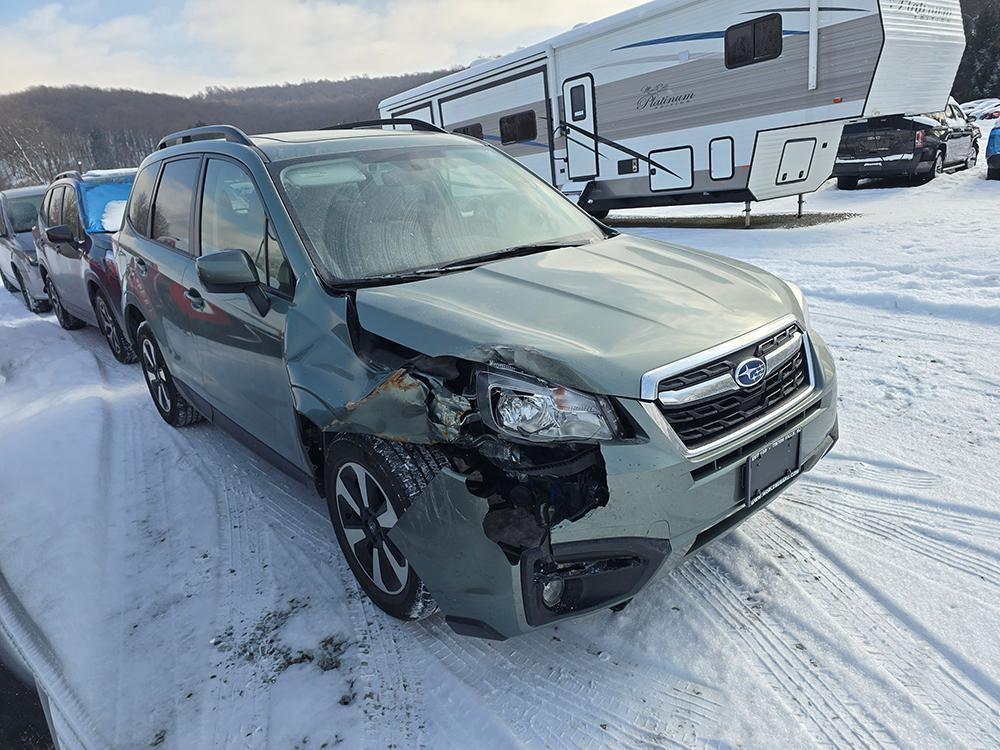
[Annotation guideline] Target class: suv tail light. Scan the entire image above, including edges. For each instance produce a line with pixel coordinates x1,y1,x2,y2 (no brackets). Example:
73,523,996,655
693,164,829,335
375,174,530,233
915,130,926,148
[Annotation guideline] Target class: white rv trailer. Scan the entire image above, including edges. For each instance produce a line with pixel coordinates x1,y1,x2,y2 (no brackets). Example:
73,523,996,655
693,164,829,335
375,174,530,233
380,0,965,216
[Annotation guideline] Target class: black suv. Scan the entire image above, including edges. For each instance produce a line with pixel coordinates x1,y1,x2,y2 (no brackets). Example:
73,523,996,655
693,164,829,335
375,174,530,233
833,99,979,189
34,169,138,362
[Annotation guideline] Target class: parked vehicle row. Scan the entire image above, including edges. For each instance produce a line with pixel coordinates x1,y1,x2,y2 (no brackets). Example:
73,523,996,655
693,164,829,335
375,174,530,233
833,98,980,189
2,120,840,640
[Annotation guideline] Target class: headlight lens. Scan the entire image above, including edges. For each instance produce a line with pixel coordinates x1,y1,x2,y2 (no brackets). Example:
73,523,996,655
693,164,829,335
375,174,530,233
479,371,621,442
787,282,812,330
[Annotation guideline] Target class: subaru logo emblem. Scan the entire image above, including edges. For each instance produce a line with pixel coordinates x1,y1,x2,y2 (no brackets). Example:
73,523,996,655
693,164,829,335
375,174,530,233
734,357,767,388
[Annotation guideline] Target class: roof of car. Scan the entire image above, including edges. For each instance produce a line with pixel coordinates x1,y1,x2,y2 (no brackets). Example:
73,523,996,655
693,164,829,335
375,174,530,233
0,185,48,199
248,129,467,160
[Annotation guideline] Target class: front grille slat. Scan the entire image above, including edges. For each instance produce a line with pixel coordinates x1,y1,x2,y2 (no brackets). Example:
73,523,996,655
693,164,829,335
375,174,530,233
657,325,810,450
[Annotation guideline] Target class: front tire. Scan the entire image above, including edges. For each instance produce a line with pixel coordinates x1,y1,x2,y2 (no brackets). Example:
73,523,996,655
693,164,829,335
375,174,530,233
325,435,446,621
15,270,48,314
94,290,137,364
47,277,85,330
836,176,859,190
1,271,17,293
989,167,1000,181
965,147,979,171
137,324,202,427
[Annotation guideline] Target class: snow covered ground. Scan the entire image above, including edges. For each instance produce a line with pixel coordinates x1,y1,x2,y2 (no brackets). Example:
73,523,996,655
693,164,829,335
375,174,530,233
1,148,998,749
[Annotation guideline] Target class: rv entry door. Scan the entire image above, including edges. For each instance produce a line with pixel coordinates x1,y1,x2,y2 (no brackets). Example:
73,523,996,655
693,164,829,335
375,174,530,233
563,76,599,181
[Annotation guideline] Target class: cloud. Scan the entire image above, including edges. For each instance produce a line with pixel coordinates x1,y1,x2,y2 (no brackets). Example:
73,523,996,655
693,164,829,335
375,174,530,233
0,3,213,94
181,0,642,85
0,0,641,95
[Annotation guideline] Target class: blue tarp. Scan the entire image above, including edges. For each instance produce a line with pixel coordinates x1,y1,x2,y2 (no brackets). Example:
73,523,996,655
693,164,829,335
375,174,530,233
79,178,134,233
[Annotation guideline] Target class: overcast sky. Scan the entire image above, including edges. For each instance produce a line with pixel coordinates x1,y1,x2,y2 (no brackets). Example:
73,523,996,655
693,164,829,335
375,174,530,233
0,0,642,95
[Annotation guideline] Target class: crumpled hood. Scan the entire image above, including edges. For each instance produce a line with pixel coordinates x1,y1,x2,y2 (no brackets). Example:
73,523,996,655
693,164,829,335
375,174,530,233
355,235,799,398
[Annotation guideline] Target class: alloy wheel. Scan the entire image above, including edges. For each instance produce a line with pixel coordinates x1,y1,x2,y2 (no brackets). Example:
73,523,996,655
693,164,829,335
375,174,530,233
334,462,409,595
141,338,172,414
96,296,122,357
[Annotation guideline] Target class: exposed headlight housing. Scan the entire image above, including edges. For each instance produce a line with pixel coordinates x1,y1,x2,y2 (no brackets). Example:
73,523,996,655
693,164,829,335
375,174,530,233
787,282,812,330
478,370,621,443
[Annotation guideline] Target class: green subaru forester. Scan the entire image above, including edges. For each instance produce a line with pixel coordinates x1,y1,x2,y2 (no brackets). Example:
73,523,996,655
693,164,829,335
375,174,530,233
116,122,838,639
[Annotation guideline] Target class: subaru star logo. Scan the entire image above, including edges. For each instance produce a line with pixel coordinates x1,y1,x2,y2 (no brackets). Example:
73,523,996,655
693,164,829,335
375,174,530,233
734,357,767,388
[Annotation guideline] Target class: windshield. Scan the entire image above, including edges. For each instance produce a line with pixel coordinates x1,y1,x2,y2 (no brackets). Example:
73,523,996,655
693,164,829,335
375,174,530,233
7,195,44,234
276,142,605,283
80,178,135,233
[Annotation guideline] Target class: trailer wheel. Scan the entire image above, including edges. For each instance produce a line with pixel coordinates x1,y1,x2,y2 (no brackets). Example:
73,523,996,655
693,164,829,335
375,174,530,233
836,176,859,190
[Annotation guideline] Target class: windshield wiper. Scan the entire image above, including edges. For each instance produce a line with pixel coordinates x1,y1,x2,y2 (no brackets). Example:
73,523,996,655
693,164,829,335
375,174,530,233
339,240,595,288
437,240,594,272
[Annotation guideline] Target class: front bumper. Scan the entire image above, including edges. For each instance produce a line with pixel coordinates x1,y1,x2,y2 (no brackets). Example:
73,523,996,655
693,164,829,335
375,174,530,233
389,330,839,639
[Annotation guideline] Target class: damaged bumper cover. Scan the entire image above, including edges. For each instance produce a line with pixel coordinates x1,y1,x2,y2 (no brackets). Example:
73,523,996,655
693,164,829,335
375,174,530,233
378,329,839,640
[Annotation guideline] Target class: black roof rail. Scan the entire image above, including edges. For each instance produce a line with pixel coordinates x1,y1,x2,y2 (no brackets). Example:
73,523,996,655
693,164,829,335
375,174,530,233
157,125,255,151
324,118,447,134
53,170,81,181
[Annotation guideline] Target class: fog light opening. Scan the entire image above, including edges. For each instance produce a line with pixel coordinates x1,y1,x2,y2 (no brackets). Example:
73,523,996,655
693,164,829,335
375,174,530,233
541,578,565,609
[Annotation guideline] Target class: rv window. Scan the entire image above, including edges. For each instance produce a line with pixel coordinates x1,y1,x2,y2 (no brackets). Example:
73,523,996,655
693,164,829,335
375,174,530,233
726,14,783,69
500,110,538,145
570,85,587,122
453,123,485,140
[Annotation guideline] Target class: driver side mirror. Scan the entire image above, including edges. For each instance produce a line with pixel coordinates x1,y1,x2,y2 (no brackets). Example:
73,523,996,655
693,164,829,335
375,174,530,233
46,224,78,245
196,249,271,316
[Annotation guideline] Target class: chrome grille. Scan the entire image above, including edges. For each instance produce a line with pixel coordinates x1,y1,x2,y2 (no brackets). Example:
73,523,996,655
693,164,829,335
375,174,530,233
655,323,812,451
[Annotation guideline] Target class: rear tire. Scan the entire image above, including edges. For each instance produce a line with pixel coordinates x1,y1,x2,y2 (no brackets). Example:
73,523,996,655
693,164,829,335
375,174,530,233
46,277,85,330
94,290,137,364
989,168,1000,181
325,435,447,622
137,324,203,427
836,176,859,190
926,151,945,182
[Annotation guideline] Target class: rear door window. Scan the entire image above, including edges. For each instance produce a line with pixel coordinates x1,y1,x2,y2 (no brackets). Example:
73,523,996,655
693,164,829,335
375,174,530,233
151,158,201,253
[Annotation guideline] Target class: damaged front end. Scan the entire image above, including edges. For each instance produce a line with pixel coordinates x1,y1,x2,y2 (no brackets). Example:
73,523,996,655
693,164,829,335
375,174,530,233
315,301,665,639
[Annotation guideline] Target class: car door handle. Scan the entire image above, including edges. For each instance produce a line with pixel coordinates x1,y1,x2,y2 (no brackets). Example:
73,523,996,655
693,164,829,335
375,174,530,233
185,289,205,310
134,258,148,277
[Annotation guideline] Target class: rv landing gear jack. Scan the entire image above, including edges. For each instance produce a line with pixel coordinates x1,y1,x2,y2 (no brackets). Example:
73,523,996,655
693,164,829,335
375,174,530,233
797,194,805,219
744,201,752,229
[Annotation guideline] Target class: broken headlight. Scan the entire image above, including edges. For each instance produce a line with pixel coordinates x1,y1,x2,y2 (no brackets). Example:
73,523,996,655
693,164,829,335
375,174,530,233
478,371,621,443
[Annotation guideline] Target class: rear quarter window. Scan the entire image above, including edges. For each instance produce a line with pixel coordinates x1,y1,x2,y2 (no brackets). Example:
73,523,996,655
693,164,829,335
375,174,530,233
128,164,159,237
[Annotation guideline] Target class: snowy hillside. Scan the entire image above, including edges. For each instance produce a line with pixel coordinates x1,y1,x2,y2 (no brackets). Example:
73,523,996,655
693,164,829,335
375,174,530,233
0,150,998,748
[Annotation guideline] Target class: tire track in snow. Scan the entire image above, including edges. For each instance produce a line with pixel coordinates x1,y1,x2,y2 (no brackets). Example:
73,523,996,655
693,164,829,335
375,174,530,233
413,619,721,750
787,486,1000,590
756,515,1000,749
679,556,897,749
